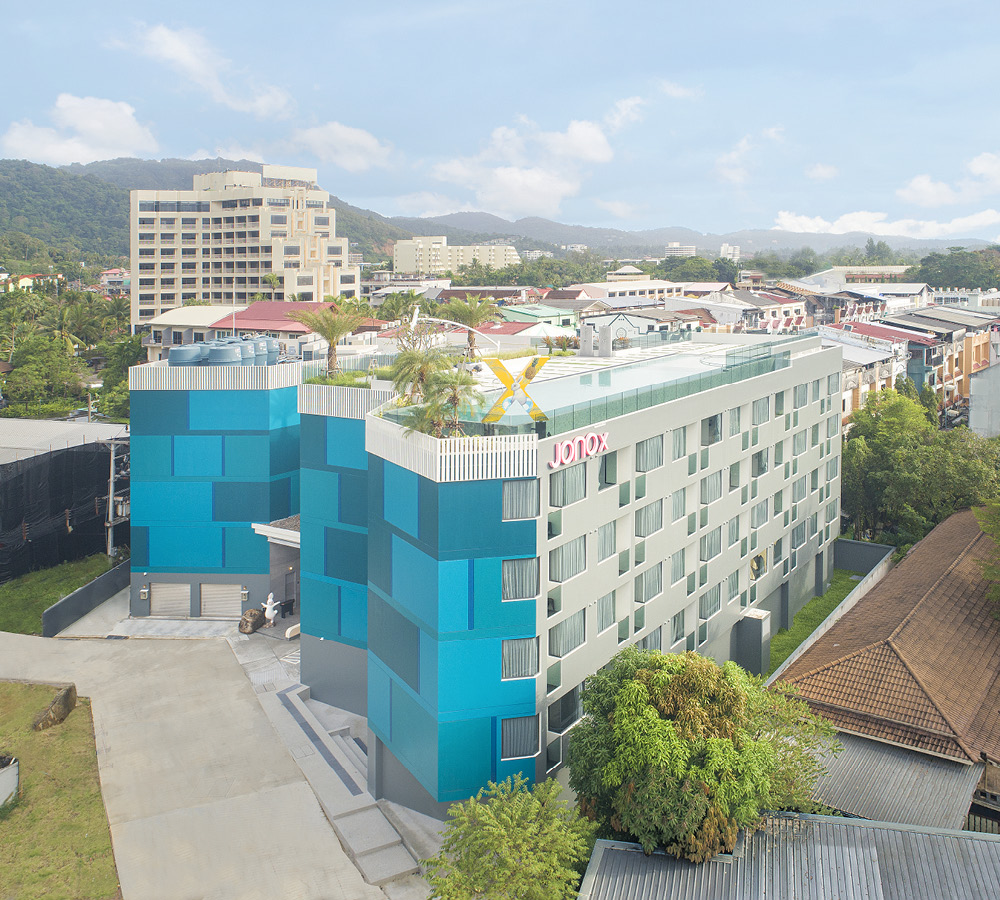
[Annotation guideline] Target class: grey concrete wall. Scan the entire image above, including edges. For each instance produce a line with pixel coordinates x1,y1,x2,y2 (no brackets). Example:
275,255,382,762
268,544,299,606
129,572,271,617
300,634,367,716
834,539,895,575
42,562,129,637
970,365,1000,438
368,733,452,821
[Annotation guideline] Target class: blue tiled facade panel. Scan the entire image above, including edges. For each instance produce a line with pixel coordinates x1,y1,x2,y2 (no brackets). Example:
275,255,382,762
130,387,300,584
366,456,539,803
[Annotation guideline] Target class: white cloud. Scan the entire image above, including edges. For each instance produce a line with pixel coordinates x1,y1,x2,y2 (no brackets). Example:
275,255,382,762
762,125,785,143
393,191,474,218
966,152,1000,189
134,24,293,119
805,163,838,181
774,208,1000,239
896,174,960,206
1,93,157,165
434,158,579,219
188,144,266,163
290,122,392,172
658,80,700,99
539,120,613,163
604,97,645,132
716,136,752,184
596,199,637,219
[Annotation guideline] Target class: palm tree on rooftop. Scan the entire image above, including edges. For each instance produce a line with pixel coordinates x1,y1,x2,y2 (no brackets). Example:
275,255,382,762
390,346,448,403
442,294,500,361
422,369,483,437
286,302,364,374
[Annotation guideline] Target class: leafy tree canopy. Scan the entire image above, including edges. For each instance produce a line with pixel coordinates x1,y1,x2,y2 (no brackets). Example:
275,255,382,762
905,247,1000,289
567,649,838,862
424,775,596,900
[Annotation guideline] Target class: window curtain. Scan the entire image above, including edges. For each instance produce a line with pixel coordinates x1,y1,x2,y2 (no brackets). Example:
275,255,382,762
700,471,722,505
729,406,742,436
700,527,721,561
549,536,585,583
597,521,616,561
827,415,839,438
634,500,663,538
671,548,685,584
672,612,685,644
671,427,686,460
502,557,539,600
502,480,539,520
792,476,807,503
636,627,662,652
597,592,616,632
752,396,769,425
699,584,721,620
728,516,740,546
501,715,539,759
635,562,662,604
501,637,538,678
727,570,739,601
751,498,769,528
635,435,664,472
827,457,839,479
794,383,809,408
549,461,586,508
549,609,585,657
792,522,806,547
672,487,686,522
828,372,841,393
793,430,807,455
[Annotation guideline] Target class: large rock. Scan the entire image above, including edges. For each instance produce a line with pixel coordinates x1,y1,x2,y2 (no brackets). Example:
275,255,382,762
239,608,265,634
32,684,77,731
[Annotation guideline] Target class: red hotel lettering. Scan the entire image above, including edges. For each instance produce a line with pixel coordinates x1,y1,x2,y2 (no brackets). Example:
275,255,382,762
548,432,610,469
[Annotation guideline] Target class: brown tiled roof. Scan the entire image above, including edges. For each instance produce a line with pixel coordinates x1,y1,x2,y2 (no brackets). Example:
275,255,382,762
782,510,1000,762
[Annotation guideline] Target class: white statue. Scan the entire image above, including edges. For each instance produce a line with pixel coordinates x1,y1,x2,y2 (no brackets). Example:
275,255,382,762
262,592,279,628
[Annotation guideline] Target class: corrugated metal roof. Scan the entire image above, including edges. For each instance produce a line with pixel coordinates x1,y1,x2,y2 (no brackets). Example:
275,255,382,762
579,814,1000,900
0,420,128,465
814,732,982,829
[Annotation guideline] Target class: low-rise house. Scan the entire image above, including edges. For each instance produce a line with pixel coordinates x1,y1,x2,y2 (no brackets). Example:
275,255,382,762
580,310,703,340
498,303,571,328
143,306,248,361
826,321,942,396
779,510,1000,829
677,281,733,298
605,264,647,282
538,290,610,323
817,324,910,420
567,280,684,309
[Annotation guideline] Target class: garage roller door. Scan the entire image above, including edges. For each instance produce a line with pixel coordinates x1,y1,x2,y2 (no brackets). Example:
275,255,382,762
200,583,243,618
149,583,190,617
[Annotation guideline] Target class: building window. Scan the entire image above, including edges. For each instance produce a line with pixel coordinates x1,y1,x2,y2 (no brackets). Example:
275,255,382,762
699,584,721,621
774,537,784,561
501,715,539,758
502,480,539,520
549,536,585,583
549,610,585,658
729,406,742,437
792,476,807,503
550,461,586,508
700,527,722,562
827,415,840,438
501,638,538,679
671,427,687,460
671,611,685,645
635,500,663,538
809,512,819,536
751,449,769,477
727,570,739,602
811,424,820,447
750,498,769,529
597,592,616,633
750,550,768,580
671,488,686,522
502,558,538,600
811,468,820,492
729,462,740,492
701,414,722,446
812,379,821,402
828,372,841,394
636,627,662,652
598,452,617,489
773,490,784,515
634,562,663,604
548,687,582,734
752,396,770,425
635,435,664,472
728,517,740,546
793,430,807,456
597,522,616,562
671,548,685,584
793,383,809,408
700,471,723,505
826,500,839,523
792,522,806,548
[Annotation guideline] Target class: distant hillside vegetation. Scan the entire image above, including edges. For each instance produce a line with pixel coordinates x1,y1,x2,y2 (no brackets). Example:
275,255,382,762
0,159,129,256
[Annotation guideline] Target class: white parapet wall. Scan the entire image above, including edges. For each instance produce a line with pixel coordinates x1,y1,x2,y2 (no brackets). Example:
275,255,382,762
298,383,397,420
129,359,323,392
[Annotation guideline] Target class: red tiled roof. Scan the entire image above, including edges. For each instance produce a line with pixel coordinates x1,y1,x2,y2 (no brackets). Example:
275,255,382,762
209,300,337,333
829,321,938,346
781,510,1000,762
448,322,534,335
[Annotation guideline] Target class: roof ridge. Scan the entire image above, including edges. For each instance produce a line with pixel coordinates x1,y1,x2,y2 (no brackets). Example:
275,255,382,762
887,524,986,643
780,638,888,685
885,640,976,762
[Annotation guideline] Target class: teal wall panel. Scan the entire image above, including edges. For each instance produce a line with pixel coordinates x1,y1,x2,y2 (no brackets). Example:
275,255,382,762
132,481,213,522
326,417,367,470
368,657,392,738
389,680,438,797
339,583,367,643
129,435,172,478
148,525,223,568
223,526,268,571
130,391,188,434
189,390,268,431
174,435,223,477
224,435,270,477
438,719,493,799
384,463,418,536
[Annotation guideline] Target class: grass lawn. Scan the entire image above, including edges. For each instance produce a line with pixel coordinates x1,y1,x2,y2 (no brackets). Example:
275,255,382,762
0,555,113,635
767,569,863,677
0,682,119,899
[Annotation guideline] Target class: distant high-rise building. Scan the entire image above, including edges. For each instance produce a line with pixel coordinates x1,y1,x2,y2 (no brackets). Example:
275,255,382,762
393,236,520,275
720,243,741,263
130,164,360,330
663,241,697,258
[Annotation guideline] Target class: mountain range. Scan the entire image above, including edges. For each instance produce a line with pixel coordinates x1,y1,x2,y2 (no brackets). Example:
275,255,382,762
0,156,989,264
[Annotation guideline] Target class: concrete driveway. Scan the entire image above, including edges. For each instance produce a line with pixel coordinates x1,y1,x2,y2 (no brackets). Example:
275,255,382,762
0,632,384,900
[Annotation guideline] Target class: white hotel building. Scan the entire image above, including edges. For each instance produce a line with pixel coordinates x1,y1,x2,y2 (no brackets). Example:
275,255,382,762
129,164,361,331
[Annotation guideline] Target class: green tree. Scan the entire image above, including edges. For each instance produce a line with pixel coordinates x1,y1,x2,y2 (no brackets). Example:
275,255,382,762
894,375,919,400
568,649,838,862
390,346,448,403
919,383,939,424
974,502,1000,614
906,247,1000,289
712,258,739,284
286,304,364,373
439,294,499,359
423,775,596,900
98,381,130,419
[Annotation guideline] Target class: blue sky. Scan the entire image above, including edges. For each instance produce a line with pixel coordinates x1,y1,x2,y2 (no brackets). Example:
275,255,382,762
5,1,1000,240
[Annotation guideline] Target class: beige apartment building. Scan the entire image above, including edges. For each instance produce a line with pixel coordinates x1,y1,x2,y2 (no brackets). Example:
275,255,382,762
130,164,361,330
392,235,520,275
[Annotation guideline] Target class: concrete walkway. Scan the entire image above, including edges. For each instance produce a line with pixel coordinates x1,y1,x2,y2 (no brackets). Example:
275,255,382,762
0,630,385,900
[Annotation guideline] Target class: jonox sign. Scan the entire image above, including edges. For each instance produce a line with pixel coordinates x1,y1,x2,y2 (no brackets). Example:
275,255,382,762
548,432,609,469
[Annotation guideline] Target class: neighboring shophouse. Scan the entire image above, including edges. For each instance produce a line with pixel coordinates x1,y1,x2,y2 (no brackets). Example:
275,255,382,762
128,331,843,816
130,164,361,330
